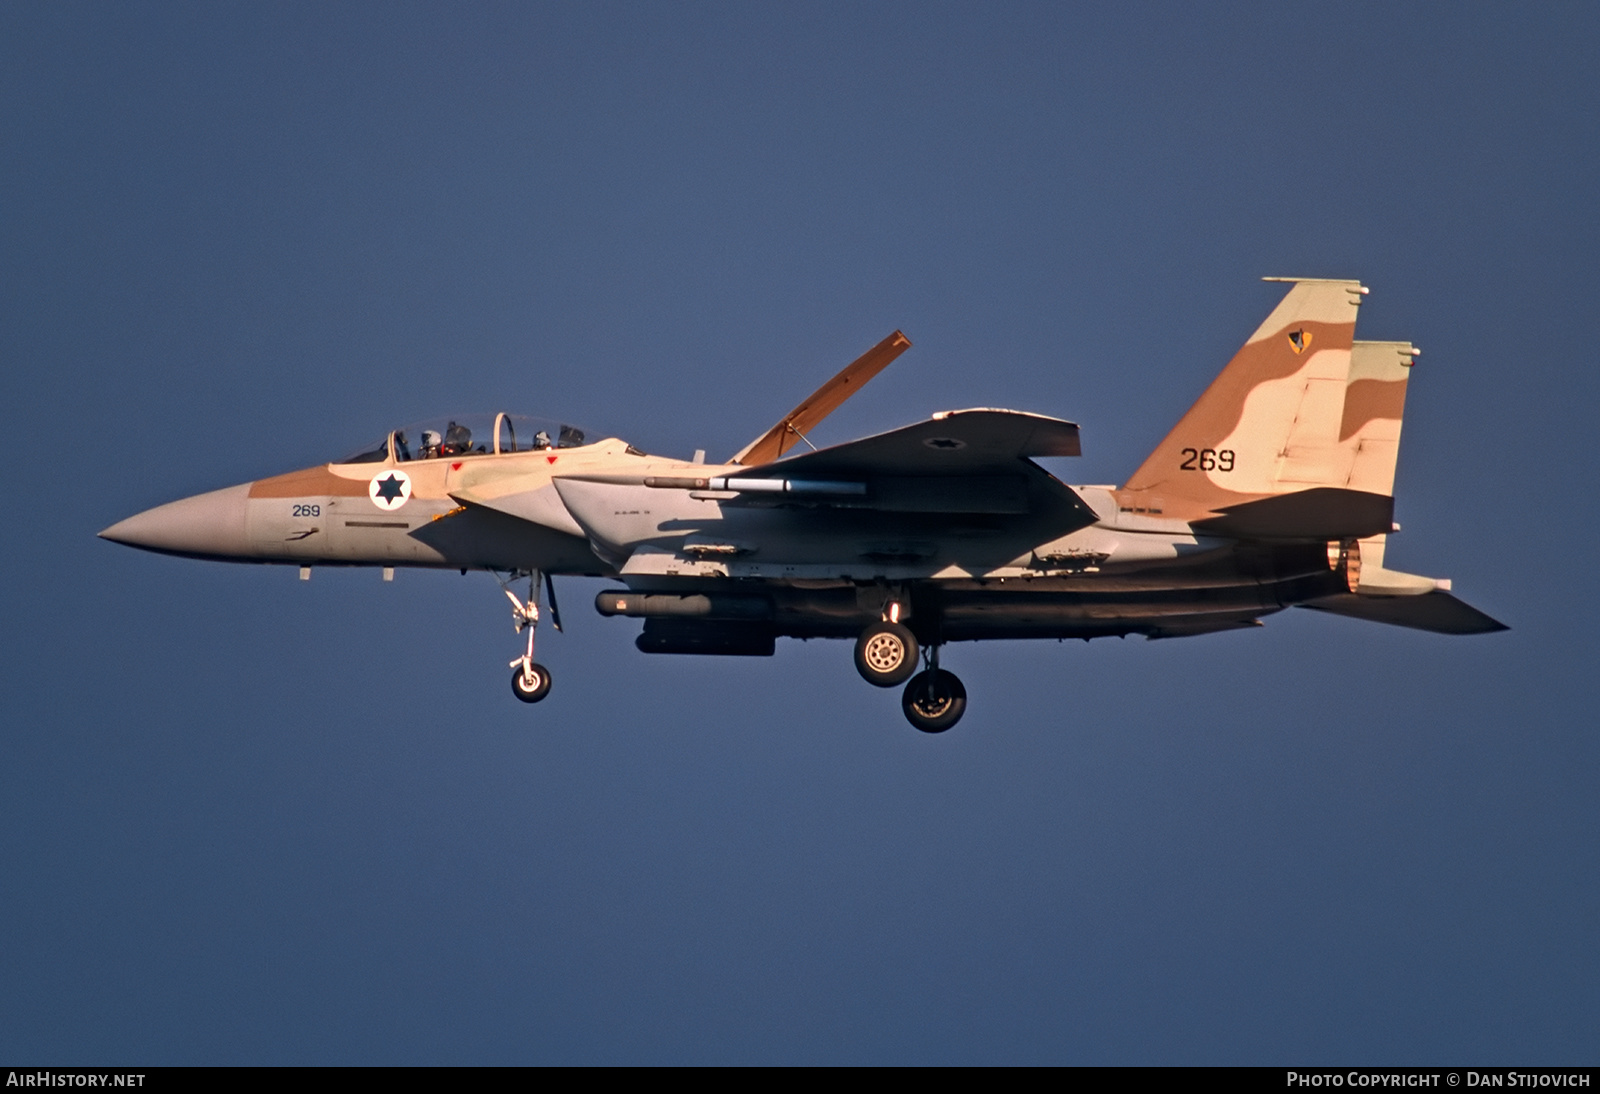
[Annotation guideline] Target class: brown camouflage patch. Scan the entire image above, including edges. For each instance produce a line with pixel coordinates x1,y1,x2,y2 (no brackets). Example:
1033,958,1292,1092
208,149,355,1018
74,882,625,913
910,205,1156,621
1338,378,1409,442
248,465,372,498
1119,317,1355,519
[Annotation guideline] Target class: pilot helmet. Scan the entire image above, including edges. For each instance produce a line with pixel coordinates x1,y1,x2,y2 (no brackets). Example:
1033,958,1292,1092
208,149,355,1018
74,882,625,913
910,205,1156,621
421,430,442,446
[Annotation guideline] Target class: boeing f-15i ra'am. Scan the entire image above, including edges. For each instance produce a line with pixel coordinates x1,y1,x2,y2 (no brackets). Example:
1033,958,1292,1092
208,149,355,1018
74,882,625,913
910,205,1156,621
101,279,1504,733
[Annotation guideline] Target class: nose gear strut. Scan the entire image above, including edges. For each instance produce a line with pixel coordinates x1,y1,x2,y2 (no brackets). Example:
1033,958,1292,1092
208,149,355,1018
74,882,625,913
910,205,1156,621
496,570,555,704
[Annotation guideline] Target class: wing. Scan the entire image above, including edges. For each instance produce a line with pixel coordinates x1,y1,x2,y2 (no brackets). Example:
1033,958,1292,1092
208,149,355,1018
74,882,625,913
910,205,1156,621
560,408,1097,572
735,408,1080,477
689,409,1088,523
729,330,912,465
636,412,1086,515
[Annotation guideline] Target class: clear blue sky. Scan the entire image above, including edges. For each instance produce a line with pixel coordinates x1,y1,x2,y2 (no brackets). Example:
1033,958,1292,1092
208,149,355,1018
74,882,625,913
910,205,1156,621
2,2,1595,1063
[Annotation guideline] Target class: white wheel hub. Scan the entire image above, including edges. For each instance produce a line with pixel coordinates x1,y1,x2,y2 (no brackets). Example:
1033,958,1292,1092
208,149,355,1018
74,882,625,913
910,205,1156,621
863,633,907,673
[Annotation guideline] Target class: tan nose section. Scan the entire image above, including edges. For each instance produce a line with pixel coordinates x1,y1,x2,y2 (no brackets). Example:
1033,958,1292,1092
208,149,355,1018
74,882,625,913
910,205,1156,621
99,482,253,559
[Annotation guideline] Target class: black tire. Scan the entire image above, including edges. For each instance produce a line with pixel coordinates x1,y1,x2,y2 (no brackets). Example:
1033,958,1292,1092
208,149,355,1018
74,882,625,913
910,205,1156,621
901,669,966,733
854,621,920,687
510,662,552,703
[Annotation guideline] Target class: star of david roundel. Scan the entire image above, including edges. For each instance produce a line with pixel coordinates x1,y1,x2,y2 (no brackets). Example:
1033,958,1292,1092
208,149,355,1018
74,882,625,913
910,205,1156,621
369,469,412,510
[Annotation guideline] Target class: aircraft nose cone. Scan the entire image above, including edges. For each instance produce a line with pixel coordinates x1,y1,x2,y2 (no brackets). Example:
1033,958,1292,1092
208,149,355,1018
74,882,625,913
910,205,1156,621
99,483,253,559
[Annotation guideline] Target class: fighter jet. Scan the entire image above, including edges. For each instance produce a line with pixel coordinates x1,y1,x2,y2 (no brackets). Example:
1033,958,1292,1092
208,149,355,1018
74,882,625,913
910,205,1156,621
99,331,913,702
549,279,1506,732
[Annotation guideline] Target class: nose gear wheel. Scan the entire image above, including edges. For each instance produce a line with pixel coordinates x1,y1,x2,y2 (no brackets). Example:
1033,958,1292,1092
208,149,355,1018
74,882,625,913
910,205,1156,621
511,662,553,703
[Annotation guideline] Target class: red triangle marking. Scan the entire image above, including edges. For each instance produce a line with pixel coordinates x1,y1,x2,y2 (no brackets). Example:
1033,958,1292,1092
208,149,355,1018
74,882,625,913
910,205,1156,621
547,455,557,464
451,462,462,470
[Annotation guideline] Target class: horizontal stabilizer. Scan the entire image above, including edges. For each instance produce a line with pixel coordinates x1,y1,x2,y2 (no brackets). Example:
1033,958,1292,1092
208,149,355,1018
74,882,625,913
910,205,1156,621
1192,487,1393,541
1300,590,1508,635
1356,562,1444,596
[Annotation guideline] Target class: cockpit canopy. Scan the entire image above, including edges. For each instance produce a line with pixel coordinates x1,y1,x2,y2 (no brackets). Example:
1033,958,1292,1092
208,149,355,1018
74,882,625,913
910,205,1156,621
340,413,588,464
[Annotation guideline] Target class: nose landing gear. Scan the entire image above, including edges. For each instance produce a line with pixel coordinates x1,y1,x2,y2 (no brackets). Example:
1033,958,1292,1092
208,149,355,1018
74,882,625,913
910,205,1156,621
511,660,552,703
500,570,559,705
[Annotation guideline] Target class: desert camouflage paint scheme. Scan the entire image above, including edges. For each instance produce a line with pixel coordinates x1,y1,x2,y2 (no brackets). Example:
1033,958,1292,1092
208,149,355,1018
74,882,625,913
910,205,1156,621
100,285,1503,731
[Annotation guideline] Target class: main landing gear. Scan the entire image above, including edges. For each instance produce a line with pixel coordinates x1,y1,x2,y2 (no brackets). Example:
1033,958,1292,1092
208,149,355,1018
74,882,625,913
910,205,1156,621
854,620,920,687
854,615,967,733
499,570,560,705
901,664,966,733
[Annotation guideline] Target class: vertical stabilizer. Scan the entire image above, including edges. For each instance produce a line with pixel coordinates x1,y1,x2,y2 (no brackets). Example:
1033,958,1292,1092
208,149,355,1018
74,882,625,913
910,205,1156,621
1341,340,1431,594
1342,340,1416,496
1119,278,1368,522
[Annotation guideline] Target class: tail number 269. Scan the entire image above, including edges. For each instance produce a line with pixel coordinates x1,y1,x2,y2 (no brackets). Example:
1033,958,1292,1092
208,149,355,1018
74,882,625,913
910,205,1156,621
1179,448,1234,472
